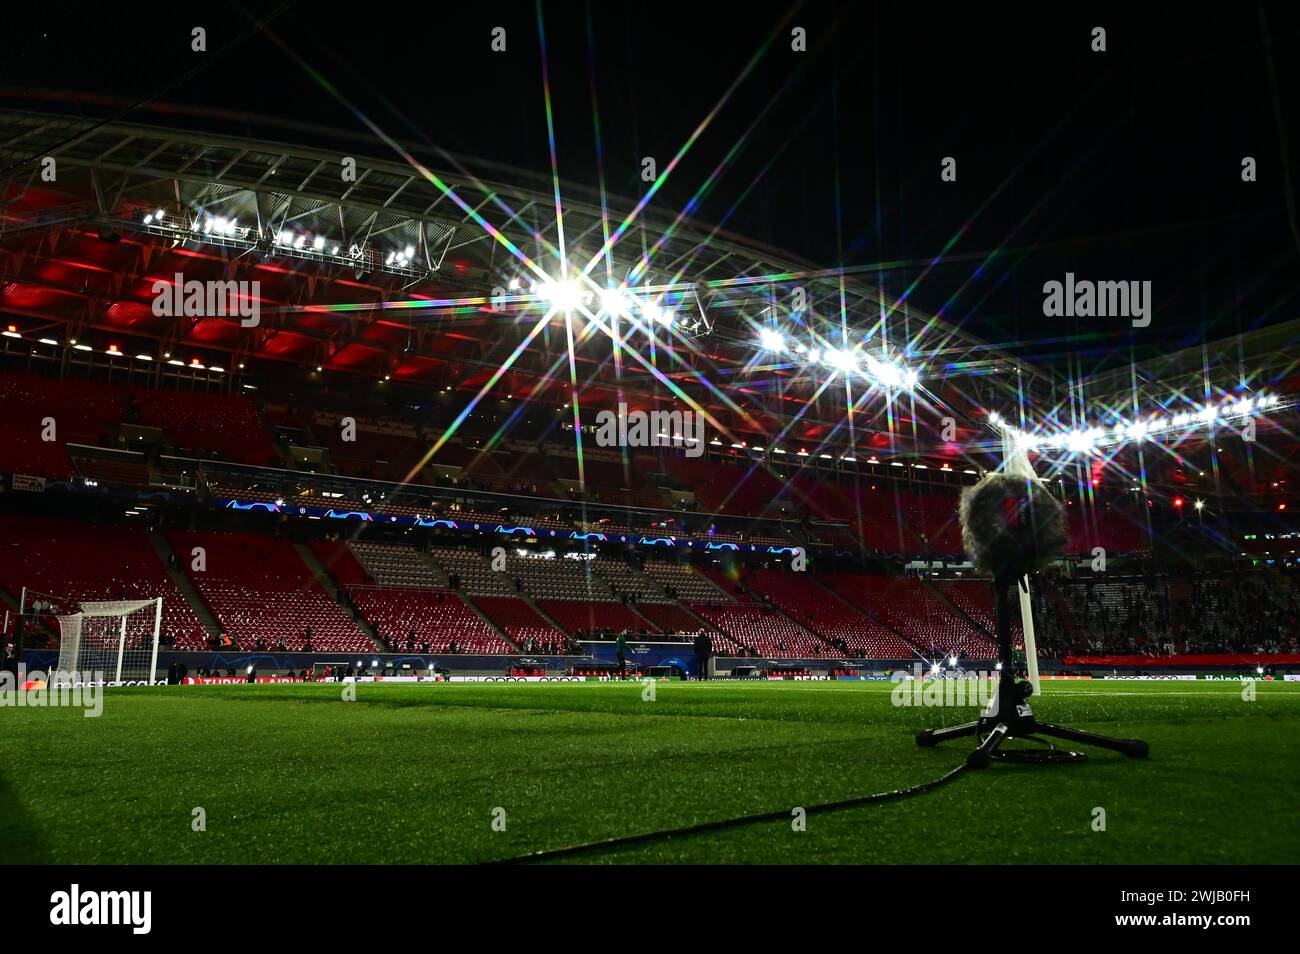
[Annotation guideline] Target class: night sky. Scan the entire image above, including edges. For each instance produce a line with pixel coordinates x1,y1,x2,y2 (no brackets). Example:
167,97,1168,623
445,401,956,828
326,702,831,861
5,2,1299,371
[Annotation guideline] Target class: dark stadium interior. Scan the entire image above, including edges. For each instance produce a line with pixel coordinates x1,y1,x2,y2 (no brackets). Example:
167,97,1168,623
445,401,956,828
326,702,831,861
0,4,1295,689
4,1,1300,890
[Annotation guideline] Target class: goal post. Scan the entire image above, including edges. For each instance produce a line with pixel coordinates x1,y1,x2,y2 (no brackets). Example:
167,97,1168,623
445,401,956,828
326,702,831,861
52,598,163,685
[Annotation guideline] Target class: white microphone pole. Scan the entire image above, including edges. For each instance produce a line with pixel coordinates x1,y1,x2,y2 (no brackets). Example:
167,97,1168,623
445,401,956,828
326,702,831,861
1001,432,1042,697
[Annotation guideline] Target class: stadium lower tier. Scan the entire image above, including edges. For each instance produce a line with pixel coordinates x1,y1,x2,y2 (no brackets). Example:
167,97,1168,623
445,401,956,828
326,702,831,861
1,517,1294,660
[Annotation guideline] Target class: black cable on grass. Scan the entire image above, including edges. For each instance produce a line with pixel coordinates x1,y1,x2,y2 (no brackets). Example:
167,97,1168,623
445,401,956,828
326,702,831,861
491,761,970,864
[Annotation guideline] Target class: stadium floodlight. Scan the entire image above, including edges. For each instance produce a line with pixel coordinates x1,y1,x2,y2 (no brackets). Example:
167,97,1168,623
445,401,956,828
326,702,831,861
949,656,958,667
826,348,858,373
313,236,326,250
642,300,673,326
758,328,785,352
599,288,631,315
866,354,916,389
1065,429,1095,453
278,230,293,245
1012,430,1039,452
870,357,900,386
539,279,584,313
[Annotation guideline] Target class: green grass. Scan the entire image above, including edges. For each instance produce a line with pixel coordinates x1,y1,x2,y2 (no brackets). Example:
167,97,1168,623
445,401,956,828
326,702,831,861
2,679,1297,864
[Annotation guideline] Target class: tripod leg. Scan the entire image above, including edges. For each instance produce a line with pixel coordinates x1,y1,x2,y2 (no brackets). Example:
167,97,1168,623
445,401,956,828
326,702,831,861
916,721,981,747
1035,721,1149,758
966,721,1009,769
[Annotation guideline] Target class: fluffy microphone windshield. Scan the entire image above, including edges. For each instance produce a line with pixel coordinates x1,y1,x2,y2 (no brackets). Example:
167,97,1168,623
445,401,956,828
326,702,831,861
959,473,1067,579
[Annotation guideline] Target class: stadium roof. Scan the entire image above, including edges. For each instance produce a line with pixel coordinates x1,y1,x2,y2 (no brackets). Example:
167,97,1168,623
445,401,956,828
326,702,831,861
2,107,1295,493
0,107,1057,456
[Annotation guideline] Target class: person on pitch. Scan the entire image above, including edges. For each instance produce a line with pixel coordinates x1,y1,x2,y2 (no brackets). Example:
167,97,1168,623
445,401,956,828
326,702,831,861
615,631,630,678
693,630,713,680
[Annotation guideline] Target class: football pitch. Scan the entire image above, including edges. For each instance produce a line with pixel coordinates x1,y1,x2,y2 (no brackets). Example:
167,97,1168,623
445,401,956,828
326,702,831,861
2,679,1297,865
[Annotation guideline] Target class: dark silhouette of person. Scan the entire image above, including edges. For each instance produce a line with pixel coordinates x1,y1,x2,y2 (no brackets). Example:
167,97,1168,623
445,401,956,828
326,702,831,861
615,632,630,677
693,631,714,680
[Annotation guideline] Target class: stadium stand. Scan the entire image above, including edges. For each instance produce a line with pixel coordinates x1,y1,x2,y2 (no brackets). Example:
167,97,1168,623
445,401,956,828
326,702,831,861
130,388,278,467
632,602,708,635
309,540,372,587
690,601,825,656
347,588,512,654
0,371,124,479
0,515,208,648
470,596,568,650
347,540,445,588
819,573,1007,657
745,569,915,657
641,561,734,602
168,529,371,652
536,598,648,636
427,547,513,596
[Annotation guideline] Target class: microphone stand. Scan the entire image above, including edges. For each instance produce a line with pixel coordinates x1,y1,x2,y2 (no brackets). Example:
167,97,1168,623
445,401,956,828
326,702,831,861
916,573,1149,767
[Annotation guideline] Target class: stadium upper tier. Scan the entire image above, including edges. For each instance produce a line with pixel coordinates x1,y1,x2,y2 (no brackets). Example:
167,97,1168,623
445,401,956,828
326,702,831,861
0,368,1155,558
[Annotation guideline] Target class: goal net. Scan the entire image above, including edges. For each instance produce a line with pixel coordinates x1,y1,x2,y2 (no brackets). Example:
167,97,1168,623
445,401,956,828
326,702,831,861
52,598,162,685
